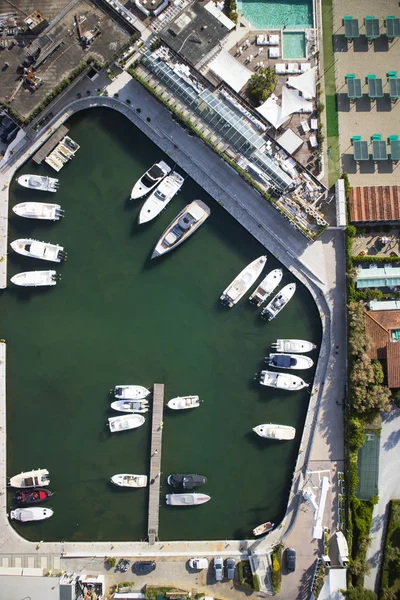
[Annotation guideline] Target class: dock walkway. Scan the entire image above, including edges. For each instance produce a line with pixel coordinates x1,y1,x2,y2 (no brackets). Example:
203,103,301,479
148,383,164,545
32,125,69,164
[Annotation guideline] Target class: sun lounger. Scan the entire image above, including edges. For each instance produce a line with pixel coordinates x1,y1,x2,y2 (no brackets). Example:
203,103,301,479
300,63,311,73
286,63,300,73
275,63,286,74
269,47,280,58
301,120,310,134
309,135,318,148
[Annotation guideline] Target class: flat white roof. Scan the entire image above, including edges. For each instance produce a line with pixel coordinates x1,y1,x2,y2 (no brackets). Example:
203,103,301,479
0,575,59,600
204,1,235,30
209,50,252,93
277,128,303,154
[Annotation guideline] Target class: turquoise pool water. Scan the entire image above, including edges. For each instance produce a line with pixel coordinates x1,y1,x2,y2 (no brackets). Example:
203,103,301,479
238,0,314,29
283,31,307,59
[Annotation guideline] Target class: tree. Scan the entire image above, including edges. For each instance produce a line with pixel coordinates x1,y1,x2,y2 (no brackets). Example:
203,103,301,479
348,418,366,452
372,359,384,384
343,589,377,600
248,68,277,103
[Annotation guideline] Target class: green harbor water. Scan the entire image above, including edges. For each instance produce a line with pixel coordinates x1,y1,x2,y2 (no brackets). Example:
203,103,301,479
3,108,321,542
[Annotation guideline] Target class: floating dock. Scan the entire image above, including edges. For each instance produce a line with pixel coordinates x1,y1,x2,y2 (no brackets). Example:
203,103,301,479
148,383,164,545
32,125,69,164
45,136,80,171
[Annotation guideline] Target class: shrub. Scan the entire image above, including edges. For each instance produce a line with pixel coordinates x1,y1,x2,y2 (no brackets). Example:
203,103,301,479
126,99,131,104
248,68,277,102
252,574,260,592
136,108,141,113
348,418,366,452
347,225,357,238
271,545,282,593
105,556,116,568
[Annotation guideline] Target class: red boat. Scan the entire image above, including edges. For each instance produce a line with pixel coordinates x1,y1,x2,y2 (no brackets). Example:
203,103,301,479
15,488,53,506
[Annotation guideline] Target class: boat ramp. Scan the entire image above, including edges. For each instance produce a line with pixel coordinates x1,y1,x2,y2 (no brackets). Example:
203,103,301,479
147,383,164,545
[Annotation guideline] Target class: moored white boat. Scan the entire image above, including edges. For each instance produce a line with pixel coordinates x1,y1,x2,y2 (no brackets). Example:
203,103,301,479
260,370,309,391
113,385,150,400
138,171,184,224
11,239,66,262
111,473,148,488
167,396,200,410
253,521,275,537
110,399,149,413
17,174,59,192
13,202,64,221
108,414,145,433
9,469,50,488
253,423,296,440
166,493,211,506
151,200,210,259
10,507,54,522
271,339,317,353
220,256,267,307
261,283,296,320
10,270,58,287
131,161,171,199
249,268,283,307
265,353,314,370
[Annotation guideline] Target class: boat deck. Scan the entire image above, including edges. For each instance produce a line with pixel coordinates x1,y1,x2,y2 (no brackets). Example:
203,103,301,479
147,383,164,545
32,126,69,164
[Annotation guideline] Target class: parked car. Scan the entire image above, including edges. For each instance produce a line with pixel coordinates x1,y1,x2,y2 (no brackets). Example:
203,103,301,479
189,557,209,570
286,548,296,572
214,556,223,581
225,557,235,579
135,560,156,574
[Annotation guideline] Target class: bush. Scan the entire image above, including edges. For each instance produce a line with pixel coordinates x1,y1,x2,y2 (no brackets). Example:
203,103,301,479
348,418,366,452
347,225,357,238
248,68,277,102
271,545,282,593
126,98,131,104
105,556,116,568
252,574,260,592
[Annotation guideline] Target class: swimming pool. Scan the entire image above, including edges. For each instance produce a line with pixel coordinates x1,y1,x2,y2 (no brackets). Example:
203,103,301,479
238,0,314,29
283,31,307,59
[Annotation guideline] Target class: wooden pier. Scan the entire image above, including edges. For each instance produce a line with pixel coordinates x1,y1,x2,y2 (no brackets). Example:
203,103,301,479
32,125,69,164
147,383,164,545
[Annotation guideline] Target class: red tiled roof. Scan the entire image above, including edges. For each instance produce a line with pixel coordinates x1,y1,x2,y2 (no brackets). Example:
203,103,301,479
387,342,400,388
350,186,400,222
365,312,390,359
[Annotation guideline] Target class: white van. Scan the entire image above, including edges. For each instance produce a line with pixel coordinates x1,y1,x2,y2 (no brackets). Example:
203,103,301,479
189,558,209,570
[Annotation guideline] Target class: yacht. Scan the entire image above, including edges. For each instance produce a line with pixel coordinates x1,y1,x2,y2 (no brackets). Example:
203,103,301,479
220,256,267,307
249,268,283,307
265,353,314,370
167,396,200,410
110,474,148,488
261,283,296,320
151,200,210,259
131,161,171,199
110,399,149,413
108,414,145,433
166,493,211,506
17,174,59,193
272,339,317,353
253,521,275,537
10,507,54,522
260,370,309,391
13,202,64,221
15,488,53,505
113,385,150,400
10,271,58,287
167,474,207,489
11,239,66,262
138,171,184,224
253,424,296,440
9,469,50,488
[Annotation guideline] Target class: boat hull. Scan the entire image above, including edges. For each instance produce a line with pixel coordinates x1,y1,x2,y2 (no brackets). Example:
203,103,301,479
166,493,211,506
266,353,314,370
167,474,207,489
13,202,63,221
253,424,296,440
15,488,53,505
11,239,65,263
110,400,148,413
260,370,308,391
108,414,145,432
10,271,57,287
131,161,171,199
111,474,148,488
272,339,317,353
261,283,296,320
114,385,150,400
10,507,54,522
167,396,200,410
253,521,274,536
221,255,267,307
138,172,184,224
9,469,50,489
17,175,58,193
249,268,283,306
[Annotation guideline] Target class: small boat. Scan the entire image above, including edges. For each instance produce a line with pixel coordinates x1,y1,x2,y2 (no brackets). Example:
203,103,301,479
9,469,50,489
166,493,211,506
167,474,207,489
11,239,66,262
253,521,275,537
10,270,58,287
151,200,210,259
167,396,200,410
260,370,309,391
261,283,296,320
15,488,53,505
10,507,54,522
249,269,283,307
12,202,64,221
220,256,267,307
265,353,314,370
17,174,59,193
271,339,317,354
131,161,171,199
108,414,145,432
111,474,148,488
113,385,150,400
111,399,149,413
253,424,296,440
138,171,184,224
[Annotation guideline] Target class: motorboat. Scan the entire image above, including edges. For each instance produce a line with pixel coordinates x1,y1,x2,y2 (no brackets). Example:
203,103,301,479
10,271,58,287
15,488,53,505
167,474,207,489
17,174,59,192
11,239,66,262
138,171,184,224
271,339,317,353
167,396,200,410
151,200,210,259
220,256,267,307
110,399,149,413
252,521,275,537
108,414,145,432
10,507,54,522
131,161,171,199
113,385,150,400
265,353,314,370
110,474,148,488
260,370,309,391
261,283,296,320
253,424,296,440
166,493,211,506
9,469,50,489
12,202,64,221
249,268,283,307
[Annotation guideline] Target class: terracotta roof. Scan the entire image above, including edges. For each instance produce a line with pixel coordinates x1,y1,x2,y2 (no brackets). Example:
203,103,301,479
387,342,400,388
365,312,390,359
350,186,400,222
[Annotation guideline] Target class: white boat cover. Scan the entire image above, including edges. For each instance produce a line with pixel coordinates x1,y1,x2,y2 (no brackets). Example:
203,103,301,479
256,98,289,129
277,129,304,154
287,66,317,99
281,86,313,116
209,50,252,93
